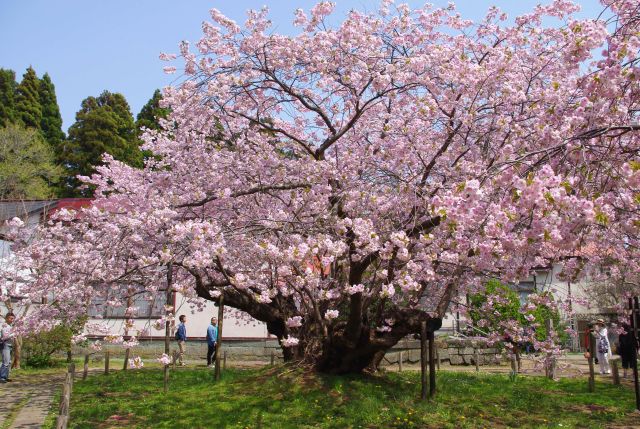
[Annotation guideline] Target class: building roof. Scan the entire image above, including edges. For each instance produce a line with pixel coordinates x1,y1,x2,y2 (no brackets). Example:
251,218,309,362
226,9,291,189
0,199,93,222
0,200,58,222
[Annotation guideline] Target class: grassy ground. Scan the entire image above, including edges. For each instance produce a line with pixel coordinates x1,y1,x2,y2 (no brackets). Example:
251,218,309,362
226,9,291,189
48,365,640,429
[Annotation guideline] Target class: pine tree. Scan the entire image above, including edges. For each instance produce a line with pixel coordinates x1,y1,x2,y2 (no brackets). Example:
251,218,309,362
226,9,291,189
38,73,65,156
136,89,170,132
14,67,43,129
136,89,171,160
63,90,142,196
0,69,18,127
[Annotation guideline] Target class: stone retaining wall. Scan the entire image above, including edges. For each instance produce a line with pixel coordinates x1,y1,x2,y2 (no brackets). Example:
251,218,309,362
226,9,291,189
71,336,502,366
72,339,284,362
386,337,503,366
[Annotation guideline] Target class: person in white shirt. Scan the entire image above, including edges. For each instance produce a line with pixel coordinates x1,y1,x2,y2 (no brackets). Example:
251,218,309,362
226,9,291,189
0,312,15,383
595,318,612,375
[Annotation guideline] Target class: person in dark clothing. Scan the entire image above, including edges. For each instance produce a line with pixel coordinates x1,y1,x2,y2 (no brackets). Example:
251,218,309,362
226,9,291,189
584,322,598,365
617,323,638,379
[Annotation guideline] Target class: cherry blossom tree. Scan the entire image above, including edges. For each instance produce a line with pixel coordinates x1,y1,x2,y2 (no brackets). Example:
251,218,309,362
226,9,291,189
3,0,640,373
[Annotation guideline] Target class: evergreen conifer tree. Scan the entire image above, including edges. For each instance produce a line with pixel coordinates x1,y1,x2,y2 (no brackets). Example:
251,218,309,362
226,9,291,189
0,69,18,127
38,73,65,156
64,90,142,196
136,89,170,132
14,67,43,129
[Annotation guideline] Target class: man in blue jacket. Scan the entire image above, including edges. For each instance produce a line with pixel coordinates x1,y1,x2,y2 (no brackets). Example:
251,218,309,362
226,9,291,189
206,317,218,367
175,315,187,366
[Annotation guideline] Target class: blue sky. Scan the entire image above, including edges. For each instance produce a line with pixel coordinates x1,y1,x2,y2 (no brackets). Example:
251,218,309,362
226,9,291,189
0,1,602,132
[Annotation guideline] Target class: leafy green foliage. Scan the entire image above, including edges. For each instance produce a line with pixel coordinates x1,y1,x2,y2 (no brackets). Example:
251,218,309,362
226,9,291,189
469,279,566,343
14,67,42,129
0,125,62,199
469,279,522,334
63,91,142,196
22,325,73,368
0,68,18,127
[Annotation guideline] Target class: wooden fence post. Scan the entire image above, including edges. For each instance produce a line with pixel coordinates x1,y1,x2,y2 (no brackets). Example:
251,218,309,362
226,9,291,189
630,297,640,411
123,348,130,371
420,321,428,401
163,364,169,393
474,348,480,372
545,319,556,379
104,351,110,375
428,331,436,398
56,370,73,429
398,351,403,372
270,350,275,366
214,293,225,381
82,354,89,381
223,350,227,370
612,358,620,385
588,332,596,392
172,350,178,369
68,362,75,385
510,354,518,380
436,346,440,371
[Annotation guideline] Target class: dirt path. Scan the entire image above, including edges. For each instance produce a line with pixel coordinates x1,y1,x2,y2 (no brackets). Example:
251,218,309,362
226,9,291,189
0,371,64,429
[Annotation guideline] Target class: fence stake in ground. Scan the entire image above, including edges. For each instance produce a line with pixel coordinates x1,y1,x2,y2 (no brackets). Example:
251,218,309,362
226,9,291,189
214,292,224,381
510,355,518,381
69,362,75,385
545,319,556,380
398,351,403,372
163,364,169,393
223,350,227,370
435,346,440,371
474,347,479,372
104,351,110,375
588,331,596,392
82,354,89,381
56,365,74,429
270,350,275,366
420,321,427,401
163,263,174,393
428,330,436,398
629,297,640,410
123,348,130,371
612,358,620,385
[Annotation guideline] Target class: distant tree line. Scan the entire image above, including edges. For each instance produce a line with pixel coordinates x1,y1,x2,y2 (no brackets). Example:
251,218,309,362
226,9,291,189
0,66,168,199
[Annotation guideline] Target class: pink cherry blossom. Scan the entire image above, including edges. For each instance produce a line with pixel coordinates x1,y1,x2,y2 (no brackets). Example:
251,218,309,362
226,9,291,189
3,1,640,373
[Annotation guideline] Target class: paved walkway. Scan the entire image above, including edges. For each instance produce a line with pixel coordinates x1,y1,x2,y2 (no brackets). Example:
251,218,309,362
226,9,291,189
0,371,64,429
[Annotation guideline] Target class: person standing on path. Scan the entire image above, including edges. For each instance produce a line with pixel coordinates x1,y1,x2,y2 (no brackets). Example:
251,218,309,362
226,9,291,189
595,318,612,375
617,322,638,379
1,312,15,383
206,317,218,367
175,315,187,366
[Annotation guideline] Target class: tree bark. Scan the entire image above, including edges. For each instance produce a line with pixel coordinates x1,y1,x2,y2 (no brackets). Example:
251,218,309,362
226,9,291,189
11,336,21,369
192,270,443,373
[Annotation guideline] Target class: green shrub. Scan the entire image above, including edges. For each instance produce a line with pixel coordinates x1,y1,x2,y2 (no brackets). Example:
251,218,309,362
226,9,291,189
22,325,73,368
469,279,568,345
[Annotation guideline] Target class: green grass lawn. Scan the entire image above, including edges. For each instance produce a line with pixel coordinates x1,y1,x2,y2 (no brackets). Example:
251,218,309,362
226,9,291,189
58,366,640,429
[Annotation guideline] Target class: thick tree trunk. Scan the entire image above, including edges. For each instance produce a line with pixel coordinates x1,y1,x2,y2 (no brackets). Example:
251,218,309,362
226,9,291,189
318,317,442,374
11,336,21,369
193,274,443,373
318,339,384,374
